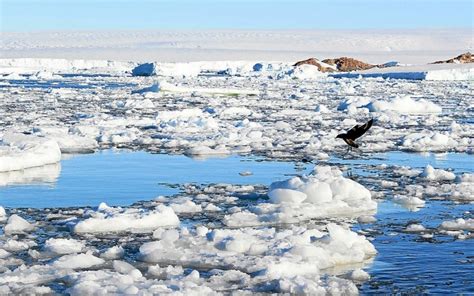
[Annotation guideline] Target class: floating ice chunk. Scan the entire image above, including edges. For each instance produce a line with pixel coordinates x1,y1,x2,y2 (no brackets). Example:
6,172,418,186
32,127,97,153
366,96,442,114
0,265,68,292
2,239,32,252
420,165,456,181
0,206,6,222
455,173,474,183
0,249,11,259
44,238,85,255
393,195,425,211
401,131,458,152
337,97,372,111
204,203,221,211
53,252,105,269
100,246,125,260
226,166,375,226
315,104,329,113
74,205,180,233
0,133,61,172
358,215,377,224
440,218,474,231
30,70,61,80
185,145,230,157
239,170,253,176
131,62,156,76
170,200,202,213
196,226,209,237
405,224,426,232
131,83,160,94
124,98,155,109
4,214,34,234
113,260,143,279
350,269,371,281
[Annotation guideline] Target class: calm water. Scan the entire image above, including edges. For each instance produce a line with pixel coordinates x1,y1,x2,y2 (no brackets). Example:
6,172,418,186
0,150,311,208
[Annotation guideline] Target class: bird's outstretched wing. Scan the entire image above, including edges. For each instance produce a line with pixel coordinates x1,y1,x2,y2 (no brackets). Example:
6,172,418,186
346,119,373,140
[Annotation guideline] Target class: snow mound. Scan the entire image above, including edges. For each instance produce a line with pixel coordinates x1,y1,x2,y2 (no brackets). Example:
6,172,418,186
366,96,442,114
0,132,61,172
73,204,180,233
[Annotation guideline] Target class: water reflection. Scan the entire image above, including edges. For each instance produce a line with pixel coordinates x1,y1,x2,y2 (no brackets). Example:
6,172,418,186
0,163,61,187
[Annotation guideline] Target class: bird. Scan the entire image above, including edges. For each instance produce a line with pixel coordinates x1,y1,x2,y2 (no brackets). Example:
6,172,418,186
336,119,373,149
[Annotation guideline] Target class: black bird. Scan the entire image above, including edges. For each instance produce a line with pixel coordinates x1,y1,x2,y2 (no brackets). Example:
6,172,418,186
336,119,373,148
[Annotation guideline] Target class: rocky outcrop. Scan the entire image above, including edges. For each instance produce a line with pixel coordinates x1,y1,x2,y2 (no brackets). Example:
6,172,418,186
293,58,336,73
432,52,473,64
322,57,375,72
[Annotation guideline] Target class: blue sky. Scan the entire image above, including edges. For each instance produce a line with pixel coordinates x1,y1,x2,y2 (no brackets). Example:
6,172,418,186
1,0,472,31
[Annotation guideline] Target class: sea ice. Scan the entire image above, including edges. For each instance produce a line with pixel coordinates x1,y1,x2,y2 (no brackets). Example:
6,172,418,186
73,204,180,233
0,133,61,172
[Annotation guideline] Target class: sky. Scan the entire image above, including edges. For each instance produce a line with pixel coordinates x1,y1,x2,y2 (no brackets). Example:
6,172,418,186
1,0,472,32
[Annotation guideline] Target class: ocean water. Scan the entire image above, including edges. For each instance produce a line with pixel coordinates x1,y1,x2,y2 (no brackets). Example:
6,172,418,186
0,150,473,293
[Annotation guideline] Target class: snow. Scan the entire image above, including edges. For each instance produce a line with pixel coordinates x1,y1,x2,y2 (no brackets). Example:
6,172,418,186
73,204,180,233
1,29,471,64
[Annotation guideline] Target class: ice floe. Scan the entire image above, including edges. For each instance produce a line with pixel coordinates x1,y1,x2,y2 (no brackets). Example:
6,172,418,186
0,133,61,172
224,165,376,226
73,204,180,233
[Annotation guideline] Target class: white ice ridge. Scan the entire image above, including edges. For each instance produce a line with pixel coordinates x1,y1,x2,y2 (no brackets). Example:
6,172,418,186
73,203,180,233
331,64,473,81
2,57,472,81
0,132,61,172
224,165,377,227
